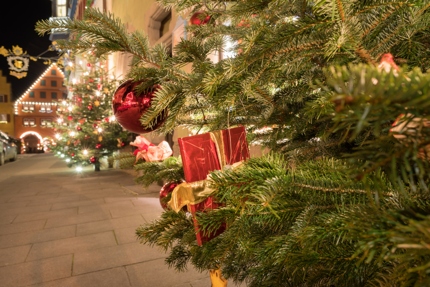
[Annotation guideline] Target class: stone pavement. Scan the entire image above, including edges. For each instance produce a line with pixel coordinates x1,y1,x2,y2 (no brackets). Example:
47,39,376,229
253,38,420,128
0,153,244,287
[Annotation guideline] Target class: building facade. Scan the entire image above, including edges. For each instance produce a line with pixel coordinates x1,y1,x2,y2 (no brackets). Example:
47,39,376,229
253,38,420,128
14,63,67,152
0,71,14,136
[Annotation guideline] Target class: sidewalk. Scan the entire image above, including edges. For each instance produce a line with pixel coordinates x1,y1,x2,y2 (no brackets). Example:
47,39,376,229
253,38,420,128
0,153,223,287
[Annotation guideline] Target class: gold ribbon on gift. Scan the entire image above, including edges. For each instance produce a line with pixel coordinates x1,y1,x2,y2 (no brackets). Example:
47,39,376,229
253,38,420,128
210,130,226,168
168,129,244,212
168,179,215,212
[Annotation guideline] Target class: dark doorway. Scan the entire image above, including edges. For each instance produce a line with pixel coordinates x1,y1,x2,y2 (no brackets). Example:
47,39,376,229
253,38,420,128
23,134,39,153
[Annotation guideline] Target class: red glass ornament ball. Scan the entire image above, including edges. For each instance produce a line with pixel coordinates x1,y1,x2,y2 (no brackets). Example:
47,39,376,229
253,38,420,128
190,11,211,25
88,105,93,111
89,156,97,164
112,80,167,134
159,182,180,210
76,126,82,131
71,153,75,157
95,143,102,149
67,115,73,121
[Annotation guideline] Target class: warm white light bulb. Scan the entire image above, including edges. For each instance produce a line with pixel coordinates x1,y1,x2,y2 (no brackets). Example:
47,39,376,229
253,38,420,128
83,149,88,155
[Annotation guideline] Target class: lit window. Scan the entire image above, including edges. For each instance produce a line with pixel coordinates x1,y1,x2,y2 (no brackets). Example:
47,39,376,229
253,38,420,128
57,0,67,17
41,118,53,127
23,118,36,126
0,114,10,123
29,91,35,98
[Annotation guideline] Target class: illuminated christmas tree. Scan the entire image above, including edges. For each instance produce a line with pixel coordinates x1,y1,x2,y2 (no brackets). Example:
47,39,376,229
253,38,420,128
52,53,130,171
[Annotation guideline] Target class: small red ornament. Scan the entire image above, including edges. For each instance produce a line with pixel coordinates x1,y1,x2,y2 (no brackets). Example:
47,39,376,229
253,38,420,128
88,104,93,111
159,182,181,210
112,80,167,134
190,11,211,25
71,153,75,157
95,143,102,149
77,126,82,131
89,156,97,164
67,115,73,121
104,117,110,123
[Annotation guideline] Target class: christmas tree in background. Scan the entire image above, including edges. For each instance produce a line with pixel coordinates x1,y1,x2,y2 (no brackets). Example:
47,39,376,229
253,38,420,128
36,1,430,286
52,53,131,171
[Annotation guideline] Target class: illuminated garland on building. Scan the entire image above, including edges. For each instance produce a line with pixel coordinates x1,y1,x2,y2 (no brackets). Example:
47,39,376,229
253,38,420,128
14,63,66,115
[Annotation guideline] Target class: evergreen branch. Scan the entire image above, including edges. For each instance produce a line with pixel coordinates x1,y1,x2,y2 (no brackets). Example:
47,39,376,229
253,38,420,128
336,0,346,22
360,6,396,40
36,8,161,69
134,156,184,187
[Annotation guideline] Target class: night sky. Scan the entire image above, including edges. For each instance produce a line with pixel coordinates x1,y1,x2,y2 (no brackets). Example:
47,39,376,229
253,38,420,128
0,0,56,101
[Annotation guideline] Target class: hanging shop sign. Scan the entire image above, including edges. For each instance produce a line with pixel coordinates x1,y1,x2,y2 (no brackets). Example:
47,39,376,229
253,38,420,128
0,45,63,79
0,45,34,79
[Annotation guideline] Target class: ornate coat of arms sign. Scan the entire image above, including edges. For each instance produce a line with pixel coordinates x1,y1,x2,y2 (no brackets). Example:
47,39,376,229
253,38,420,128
0,45,33,79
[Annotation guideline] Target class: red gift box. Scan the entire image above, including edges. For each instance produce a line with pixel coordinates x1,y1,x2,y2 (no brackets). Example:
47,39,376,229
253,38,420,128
178,126,250,182
178,126,250,245
187,197,226,246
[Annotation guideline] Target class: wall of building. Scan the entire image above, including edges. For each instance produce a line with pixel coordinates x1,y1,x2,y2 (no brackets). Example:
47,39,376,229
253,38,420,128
14,64,67,152
0,71,14,136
